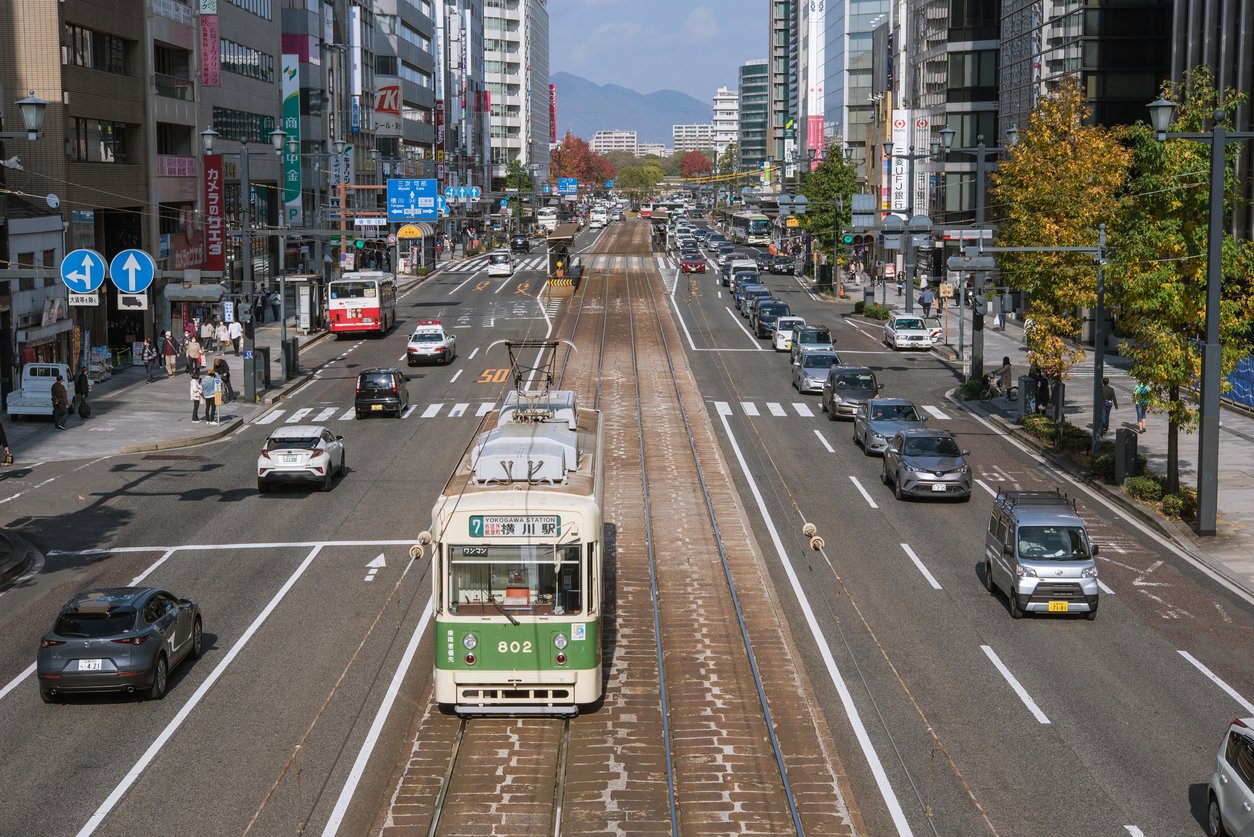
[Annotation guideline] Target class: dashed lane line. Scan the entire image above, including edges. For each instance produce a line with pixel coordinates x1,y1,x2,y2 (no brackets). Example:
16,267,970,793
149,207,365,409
813,430,835,453
1178,649,1254,714
849,475,879,509
900,543,942,590
981,645,1051,724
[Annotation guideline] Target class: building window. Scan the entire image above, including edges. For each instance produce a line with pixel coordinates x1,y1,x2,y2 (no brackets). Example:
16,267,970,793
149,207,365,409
220,39,274,83
400,23,431,51
947,50,998,103
67,117,130,163
376,55,398,75
399,63,433,89
63,24,128,75
224,0,271,20
212,107,276,144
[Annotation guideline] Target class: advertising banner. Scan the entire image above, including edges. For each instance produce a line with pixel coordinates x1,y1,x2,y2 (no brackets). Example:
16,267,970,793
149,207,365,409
204,153,225,272
374,76,402,137
912,115,931,216
807,115,825,171
549,84,557,144
890,110,910,211
282,54,302,226
200,15,220,86
434,99,446,184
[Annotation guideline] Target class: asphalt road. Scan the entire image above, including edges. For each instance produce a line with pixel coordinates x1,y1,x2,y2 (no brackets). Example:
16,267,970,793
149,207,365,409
0,229,602,837
675,228,1254,836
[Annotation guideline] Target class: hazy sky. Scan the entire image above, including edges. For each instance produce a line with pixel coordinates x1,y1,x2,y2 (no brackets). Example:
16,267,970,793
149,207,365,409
549,0,767,103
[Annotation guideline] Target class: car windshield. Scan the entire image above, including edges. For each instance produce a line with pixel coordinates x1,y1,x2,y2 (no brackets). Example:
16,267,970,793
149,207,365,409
411,332,443,343
1016,526,1091,560
836,373,876,389
448,544,583,615
894,318,924,330
55,609,137,637
902,436,962,457
267,436,320,451
803,354,838,369
872,404,920,421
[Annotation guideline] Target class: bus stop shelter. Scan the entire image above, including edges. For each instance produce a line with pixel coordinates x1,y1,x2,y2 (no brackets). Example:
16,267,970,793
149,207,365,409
546,223,583,296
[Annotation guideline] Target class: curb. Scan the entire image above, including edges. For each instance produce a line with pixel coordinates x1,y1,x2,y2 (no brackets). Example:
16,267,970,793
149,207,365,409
0,530,40,589
947,390,1254,600
120,418,244,454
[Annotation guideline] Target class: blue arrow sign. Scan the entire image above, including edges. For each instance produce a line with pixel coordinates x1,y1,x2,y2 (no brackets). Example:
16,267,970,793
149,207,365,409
500,199,508,207
109,248,156,293
386,178,437,222
558,178,578,196
543,184,551,194
436,195,448,216
443,186,455,200
456,185,469,200
60,249,107,294
605,179,614,189
469,186,482,200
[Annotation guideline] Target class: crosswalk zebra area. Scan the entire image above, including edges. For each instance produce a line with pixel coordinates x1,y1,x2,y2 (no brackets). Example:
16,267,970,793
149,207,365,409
253,399,953,427
440,254,671,274
441,255,548,273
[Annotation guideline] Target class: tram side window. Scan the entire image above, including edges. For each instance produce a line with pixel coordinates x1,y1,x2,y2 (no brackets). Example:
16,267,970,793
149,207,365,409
448,545,583,615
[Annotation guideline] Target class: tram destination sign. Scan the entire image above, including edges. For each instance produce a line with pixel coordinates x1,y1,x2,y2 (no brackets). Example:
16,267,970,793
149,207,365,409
469,515,561,538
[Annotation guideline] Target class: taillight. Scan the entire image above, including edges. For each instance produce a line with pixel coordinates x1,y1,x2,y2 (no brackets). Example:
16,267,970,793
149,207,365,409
312,447,325,457
1236,718,1251,730
433,347,446,353
260,450,271,460
40,639,65,648
111,635,149,646
391,384,398,393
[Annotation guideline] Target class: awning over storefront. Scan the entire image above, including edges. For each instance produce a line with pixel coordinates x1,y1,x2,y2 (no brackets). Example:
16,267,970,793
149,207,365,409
17,317,75,346
164,283,228,302
396,222,436,239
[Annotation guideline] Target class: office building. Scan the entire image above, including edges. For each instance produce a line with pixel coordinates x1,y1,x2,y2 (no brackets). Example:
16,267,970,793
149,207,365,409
738,60,769,172
672,124,715,153
822,0,890,177
767,0,797,174
795,0,825,166
590,130,637,155
484,0,550,190
637,143,668,158
712,86,739,156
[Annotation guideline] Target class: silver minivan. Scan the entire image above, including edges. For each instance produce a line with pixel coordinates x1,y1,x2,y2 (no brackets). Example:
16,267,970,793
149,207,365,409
984,490,1100,620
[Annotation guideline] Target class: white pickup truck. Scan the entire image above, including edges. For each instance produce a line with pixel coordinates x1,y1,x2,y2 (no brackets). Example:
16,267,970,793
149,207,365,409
6,362,72,418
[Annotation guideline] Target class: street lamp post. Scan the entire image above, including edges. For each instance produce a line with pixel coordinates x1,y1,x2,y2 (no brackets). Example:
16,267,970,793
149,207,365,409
200,125,288,403
0,90,48,273
1148,99,1254,536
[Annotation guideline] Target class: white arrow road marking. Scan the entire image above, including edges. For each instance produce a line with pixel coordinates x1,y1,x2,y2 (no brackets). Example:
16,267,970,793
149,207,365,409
364,553,386,582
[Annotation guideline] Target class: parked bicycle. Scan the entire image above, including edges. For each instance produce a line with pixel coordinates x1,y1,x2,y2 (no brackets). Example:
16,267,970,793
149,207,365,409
980,374,1019,402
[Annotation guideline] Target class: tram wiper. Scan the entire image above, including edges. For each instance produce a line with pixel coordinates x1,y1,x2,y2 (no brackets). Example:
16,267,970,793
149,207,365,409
487,594,520,626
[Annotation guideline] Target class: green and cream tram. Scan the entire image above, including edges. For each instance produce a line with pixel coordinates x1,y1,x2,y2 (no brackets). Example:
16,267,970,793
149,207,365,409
422,389,604,714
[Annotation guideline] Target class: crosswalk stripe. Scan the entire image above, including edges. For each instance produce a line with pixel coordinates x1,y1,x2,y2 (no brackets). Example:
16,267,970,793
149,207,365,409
793,403,814,417
767,402,786,416
421,403,443,418
476,402,495,416
714,401,732,416
401,404,418,419
256,410,284,425
741,401,759,416
312,407,338,423
286,407,313,424
923,405,951,420
449,402,469,417
340,408,356,421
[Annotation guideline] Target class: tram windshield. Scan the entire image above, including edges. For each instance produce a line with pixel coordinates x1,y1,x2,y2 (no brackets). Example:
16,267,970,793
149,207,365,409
448,544,583,615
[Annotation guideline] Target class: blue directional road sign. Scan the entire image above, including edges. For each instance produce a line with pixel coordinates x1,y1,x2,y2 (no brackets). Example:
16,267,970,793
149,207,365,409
456,185,468,200
60,249,107,294
543,184,552,194
436,196,449,216
468,186,482,200
443,186,455,200
558,178,578,196
386,178,437,221
109,248,156,293
605,179,614,189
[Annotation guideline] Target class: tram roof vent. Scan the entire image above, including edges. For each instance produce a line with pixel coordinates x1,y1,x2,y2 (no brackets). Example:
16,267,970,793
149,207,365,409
498,389,578,429
471,422,577,484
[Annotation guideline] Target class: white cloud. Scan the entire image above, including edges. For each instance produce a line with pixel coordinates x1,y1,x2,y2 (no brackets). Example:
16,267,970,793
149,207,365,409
681,6,720,42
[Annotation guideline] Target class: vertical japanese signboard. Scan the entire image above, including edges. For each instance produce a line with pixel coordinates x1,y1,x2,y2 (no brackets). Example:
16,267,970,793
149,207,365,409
549,84,557,144
282,55,302,226
199,2,220,87
204,153,225,272
435,99,446,184
890,110,910,211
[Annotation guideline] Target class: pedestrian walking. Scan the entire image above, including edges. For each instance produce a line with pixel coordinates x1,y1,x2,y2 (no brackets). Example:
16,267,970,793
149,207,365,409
254,294,266,324
269,290,281,322
162,331,179,377
0,418,13,466
200,319,215,353
142,338,159,383
185,336,203,375
215,321,230,355
74,367,90,419
189,372,203,422
919,287,935,318
202,372,220,424
1033,366,1051,416
51,374,70,430
213,357,235,402
1134,382,1150,434
1101,377,1119,433
228,319,243,355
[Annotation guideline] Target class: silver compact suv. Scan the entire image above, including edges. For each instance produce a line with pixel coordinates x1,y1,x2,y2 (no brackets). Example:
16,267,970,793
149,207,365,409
984,490,1100,620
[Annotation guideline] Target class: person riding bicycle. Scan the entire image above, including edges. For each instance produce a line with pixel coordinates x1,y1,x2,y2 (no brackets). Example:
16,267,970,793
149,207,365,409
997,356,1013,393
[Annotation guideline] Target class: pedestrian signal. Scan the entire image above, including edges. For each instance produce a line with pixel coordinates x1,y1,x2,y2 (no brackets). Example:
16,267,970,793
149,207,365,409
354,239,365,249
841,233,854,245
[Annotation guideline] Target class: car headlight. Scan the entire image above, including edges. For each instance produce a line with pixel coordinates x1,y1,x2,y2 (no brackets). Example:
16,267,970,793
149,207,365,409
1081,567,1099,578
831,393,843,403
904,462,926,473
1015,566,1037,578
462,633,477,650
553,633,569,650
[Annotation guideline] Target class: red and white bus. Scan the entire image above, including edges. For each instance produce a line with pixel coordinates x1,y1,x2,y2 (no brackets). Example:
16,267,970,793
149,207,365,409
328,272,397,336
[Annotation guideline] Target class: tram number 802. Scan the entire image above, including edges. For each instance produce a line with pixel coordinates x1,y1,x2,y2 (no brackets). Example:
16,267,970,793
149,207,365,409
499,640,533,654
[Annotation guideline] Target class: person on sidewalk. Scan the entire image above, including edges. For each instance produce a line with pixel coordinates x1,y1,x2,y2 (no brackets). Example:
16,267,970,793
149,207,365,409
215,321,230,355
142,338,159,383
1101,377,1119,433
997,357,1014,395
200,318,215,353
1134,382,1151,434
51,374,70,430
74,368,90,419
185,336,203,375
920,287,935,318
0,419,13,466
254,294,266,324
189,372,203,422
202,372,219,424
213,357,235,402
162,331,179,378
228,319,243,355
1033,366,1051,416
269,291,280,322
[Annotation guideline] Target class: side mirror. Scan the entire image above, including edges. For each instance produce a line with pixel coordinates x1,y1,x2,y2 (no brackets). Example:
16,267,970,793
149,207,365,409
922,416,929,422
336,435,345,442
885,447,899,455
179,599,193,608
1091,544,1100,556
961,449,970,456
1003,543,1015,556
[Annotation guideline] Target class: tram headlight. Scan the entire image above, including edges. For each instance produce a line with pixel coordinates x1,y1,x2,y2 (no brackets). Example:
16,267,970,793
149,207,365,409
462,633,478,651
553,633,568,650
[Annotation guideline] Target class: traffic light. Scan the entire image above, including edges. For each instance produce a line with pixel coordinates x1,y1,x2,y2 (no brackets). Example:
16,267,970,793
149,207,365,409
851,234,871,247
354,239,365,249
841,233,854,246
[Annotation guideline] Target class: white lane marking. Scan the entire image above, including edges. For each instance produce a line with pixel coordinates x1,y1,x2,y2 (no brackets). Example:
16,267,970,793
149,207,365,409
448,403,469,417
476,403,494,417
285,408,313,424
900,543,943,590
713,411,912,834
131,548,179,587
974,478,997,497
767,402,786,416
714,401,732,416
1124,827,1144,837
467,347,480,360
792,403,814,417
321,596,432,836
420,403,443,418
981,645,1051,724
668,292,699,351
493,276,514,295
396,354,406,363
401,404,417,419
922,405,951,420
740,401,760,416
849,475,879,509
285,380,314,400
1178,650,1254,714
1097,579,1116,595
813,430,835,453
449,369,463,383
339,408,356,421
0,662,36,704
724,307,763,349
76,546,326,836
256,410,284,425
311,407,338,423
446,272,479,295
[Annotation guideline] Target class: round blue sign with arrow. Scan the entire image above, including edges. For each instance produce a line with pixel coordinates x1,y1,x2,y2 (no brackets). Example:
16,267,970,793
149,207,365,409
469,186,482,200
109,249,156,293
443,186,456,200
456,185,469,200
60,249,107,294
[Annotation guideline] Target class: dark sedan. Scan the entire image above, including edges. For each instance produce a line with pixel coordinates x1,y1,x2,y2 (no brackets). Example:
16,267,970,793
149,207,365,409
881,429,973,500
769,255,796,274
37,587,203,702
754,251,775,271
510,234,531,253
753,300,792,338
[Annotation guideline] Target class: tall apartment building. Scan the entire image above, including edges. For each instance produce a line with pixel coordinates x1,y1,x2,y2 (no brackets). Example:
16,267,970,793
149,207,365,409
484,0,550,191
590,130,637,155
823,0,890,177
434,0,490,198
795,0,825,166
738,60,769,172
637,143,668,158
712,86,738,156
672,124,715,153
766,0,797,172
370,0,437,175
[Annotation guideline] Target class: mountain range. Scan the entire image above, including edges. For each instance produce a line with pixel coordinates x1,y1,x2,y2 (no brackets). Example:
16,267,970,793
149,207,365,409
550,71,712,148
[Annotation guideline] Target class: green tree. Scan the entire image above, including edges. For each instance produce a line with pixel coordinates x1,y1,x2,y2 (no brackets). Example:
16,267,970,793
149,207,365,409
1108,66,1254,491
990,82,1129,382
717,142,739,175
616,165,663,206
798,155,858,264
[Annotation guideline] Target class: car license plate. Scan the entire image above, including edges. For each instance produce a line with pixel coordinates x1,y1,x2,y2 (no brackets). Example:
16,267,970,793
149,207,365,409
931,483,947,492
78,659,103,671
281,454,297,463
1048,601,1069,613
371,404,383,411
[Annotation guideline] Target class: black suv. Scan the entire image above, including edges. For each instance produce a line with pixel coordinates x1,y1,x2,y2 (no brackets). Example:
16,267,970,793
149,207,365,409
354,368,410,418
510,234,531,253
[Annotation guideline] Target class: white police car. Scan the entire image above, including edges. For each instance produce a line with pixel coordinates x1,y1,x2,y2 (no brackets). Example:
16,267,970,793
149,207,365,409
405,319,457,366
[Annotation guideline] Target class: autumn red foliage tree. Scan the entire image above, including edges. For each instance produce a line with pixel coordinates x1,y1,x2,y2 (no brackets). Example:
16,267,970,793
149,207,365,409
550,131,617,189
680,150,713,178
